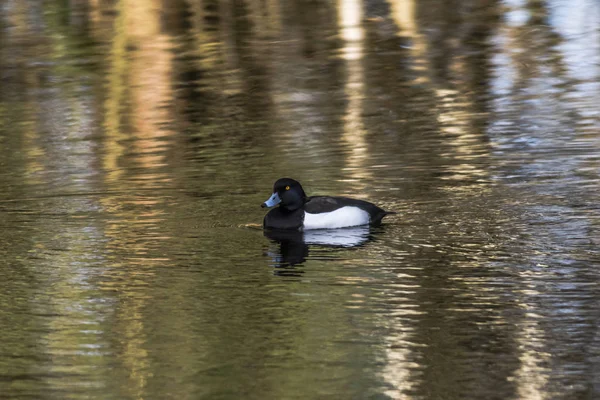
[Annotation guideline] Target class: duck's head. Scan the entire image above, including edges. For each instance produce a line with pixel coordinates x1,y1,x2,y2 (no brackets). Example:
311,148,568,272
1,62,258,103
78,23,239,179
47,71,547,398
261,178,307,211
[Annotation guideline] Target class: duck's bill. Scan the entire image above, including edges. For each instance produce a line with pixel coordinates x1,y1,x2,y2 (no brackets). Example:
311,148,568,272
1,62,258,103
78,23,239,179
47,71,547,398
261,192,281,208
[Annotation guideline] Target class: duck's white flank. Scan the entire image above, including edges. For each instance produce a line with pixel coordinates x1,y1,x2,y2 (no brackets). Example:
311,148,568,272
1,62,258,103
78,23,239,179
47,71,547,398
303,206,370,230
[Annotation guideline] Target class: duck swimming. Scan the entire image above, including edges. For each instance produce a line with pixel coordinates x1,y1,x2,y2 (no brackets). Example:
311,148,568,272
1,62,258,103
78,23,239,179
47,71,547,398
261,178,395,230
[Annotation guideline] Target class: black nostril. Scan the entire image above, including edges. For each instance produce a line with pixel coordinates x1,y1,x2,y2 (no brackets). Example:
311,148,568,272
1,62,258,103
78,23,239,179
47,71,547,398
261,203,267,208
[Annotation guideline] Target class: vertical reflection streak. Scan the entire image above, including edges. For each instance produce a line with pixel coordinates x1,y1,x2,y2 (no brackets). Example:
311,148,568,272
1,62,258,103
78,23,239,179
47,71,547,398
490,2,590,396
338,0,371,190
513,288,551,400
338,3,413,395
388,0,430,84
380,311,417,399
127,0,175,173
390,0,492,184
98,0,180,397
103,0,127,183
22,106,45,185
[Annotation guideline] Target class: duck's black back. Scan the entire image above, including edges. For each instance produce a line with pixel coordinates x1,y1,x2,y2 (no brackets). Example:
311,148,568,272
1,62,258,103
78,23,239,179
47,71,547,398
304,196,391,224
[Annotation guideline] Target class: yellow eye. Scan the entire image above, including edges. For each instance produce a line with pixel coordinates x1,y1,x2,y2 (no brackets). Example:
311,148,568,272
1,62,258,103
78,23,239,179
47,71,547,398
285,186,290,190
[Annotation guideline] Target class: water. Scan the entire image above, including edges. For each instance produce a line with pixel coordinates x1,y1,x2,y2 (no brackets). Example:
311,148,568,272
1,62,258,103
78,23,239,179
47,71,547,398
1,0,600,399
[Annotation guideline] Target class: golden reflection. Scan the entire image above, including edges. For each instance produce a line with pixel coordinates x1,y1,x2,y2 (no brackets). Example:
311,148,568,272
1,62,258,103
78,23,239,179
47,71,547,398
22,109,45,185
512,290,551,400
388,0,492,185
89,0,100,23
338,0,371,190
378,284,421,399
188,1,224,72
387,0,430,84
103,0,177,183
126,0,175,172
338,3,415,394
5,1,45,184
98,197,167,399
265,0,282,36
435,88,490,183
382,336,419,400
94,0,182,396
186,0,251,106
121,315,150,394
246,0,280,38
338,0,364,60
103,0,127,183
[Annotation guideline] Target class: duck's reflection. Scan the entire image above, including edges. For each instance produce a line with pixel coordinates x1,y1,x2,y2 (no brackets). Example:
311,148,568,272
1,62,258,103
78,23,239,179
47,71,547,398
264,226,372,274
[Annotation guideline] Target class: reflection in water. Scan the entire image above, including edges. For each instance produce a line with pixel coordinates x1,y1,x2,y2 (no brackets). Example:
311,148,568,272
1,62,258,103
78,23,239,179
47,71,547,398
264,226,371,270
1,0,600,399
513,289,551,400
339,0,371,190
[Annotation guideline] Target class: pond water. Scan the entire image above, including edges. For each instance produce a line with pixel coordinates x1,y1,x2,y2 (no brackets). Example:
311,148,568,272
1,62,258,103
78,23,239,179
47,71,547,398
1,0,600,399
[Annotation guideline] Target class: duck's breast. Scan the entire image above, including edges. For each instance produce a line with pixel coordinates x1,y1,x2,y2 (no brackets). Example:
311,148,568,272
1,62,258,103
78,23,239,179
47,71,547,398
303,206,370,230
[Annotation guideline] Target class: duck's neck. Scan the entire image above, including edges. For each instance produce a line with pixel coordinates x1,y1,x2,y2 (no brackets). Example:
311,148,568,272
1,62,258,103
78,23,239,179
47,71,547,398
281,197,306,212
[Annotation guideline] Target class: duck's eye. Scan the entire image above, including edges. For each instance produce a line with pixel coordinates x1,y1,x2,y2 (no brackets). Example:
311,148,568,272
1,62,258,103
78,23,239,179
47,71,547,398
285,186,290,190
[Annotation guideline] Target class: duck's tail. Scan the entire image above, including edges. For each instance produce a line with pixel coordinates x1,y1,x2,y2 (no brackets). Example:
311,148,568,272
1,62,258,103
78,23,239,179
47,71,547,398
371,210,396,225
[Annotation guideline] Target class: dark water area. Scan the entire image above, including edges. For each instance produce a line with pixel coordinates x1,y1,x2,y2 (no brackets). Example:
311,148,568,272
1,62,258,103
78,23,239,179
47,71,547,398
1,0,600,399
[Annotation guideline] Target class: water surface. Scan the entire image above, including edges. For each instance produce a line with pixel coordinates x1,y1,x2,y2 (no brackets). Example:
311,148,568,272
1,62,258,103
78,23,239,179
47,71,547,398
1,0,600,399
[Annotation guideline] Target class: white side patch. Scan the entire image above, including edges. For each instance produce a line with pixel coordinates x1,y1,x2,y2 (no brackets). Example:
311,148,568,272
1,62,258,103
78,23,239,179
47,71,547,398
303,206,370,230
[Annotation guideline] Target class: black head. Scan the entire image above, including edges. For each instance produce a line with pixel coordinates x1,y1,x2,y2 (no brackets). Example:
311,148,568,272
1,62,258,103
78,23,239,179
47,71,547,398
261,178,307,211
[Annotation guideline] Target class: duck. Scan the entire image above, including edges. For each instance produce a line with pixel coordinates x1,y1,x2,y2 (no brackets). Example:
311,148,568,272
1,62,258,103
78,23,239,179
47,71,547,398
261,178,395,230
